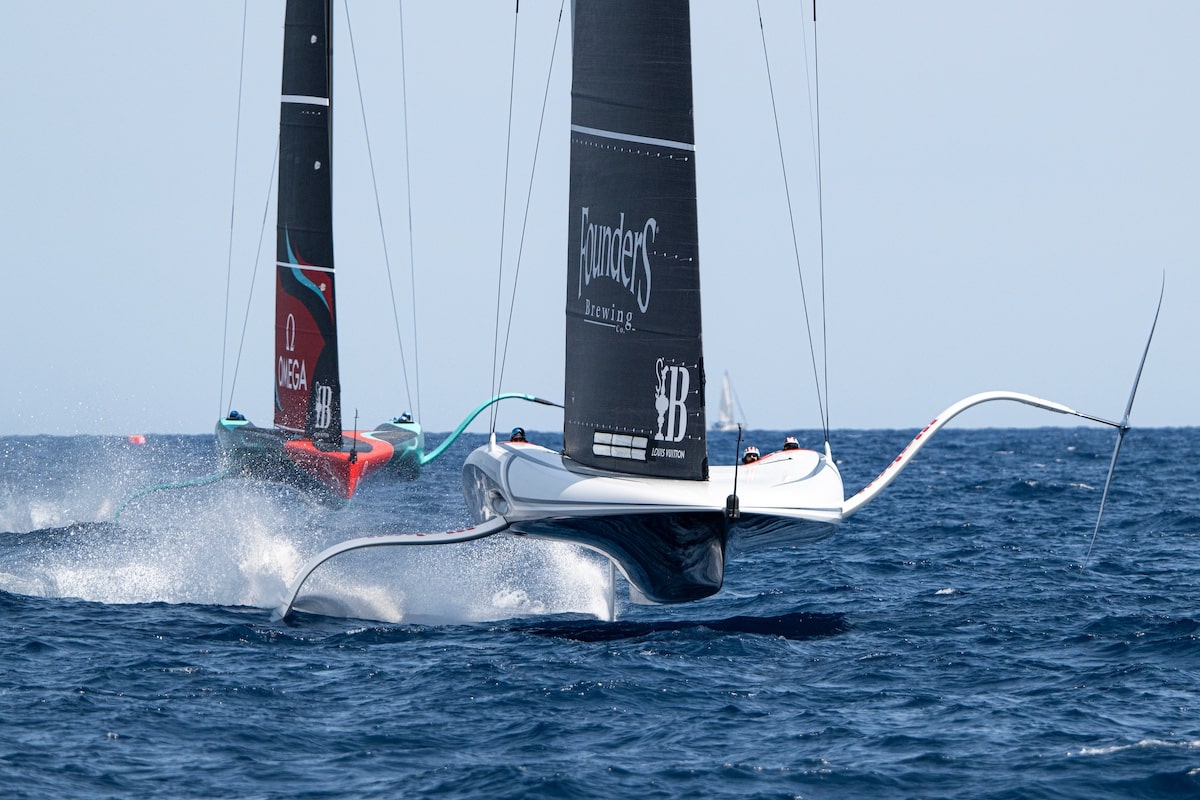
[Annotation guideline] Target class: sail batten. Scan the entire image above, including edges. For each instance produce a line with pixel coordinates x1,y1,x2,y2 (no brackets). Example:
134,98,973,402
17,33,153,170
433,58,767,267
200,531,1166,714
276,261,334,273
281,94,331,106
568,124,695,153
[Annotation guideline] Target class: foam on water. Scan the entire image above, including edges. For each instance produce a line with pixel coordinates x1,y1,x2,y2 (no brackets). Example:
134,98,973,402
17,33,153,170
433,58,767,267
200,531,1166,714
1074,740,1200,757
0,522,613,621
0,493,108,534
0,465,614,622
289,536,614,623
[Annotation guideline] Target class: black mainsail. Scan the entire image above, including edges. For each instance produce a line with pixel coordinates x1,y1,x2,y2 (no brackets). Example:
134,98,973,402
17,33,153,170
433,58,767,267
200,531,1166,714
563,0,707,480
274,0,342,449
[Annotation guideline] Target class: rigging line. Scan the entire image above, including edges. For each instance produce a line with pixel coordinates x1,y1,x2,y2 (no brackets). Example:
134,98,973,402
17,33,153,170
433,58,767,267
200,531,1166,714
488,2,522,433
345,1,416,419
755,0,829,440
810,0,830,440
220,0,250,418
113,468,233,524
227,146,279,414
398,1,421,423
496,0,567,396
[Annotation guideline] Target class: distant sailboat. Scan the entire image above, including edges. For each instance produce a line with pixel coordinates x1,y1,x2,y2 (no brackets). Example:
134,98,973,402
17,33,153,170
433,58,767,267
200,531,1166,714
712,372,743,432
274,0,1157,619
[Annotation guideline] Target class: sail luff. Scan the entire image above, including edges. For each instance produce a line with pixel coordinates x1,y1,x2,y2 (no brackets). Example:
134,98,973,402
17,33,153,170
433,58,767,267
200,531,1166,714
274,0,342,447
563,0,708,480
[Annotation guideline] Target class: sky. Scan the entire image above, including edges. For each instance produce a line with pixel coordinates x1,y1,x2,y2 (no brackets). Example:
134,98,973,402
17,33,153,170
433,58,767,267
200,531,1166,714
3,1,1196,438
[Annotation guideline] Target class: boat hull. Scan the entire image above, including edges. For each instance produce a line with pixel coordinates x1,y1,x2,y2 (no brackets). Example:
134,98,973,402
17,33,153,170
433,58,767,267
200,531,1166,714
462,438,844,603
514,512,727,604
216,417,423,503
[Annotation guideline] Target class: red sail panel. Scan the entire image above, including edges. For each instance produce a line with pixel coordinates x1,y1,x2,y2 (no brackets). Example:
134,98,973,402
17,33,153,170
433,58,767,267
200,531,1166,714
275,263,337,435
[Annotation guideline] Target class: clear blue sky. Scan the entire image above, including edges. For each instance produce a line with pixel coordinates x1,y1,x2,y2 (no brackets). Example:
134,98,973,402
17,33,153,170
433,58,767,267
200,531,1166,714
3,1,1195,437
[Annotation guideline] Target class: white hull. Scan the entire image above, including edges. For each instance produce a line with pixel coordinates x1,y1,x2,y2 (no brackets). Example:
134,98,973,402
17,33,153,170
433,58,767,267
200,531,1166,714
464,438,844,526
462,437,844,603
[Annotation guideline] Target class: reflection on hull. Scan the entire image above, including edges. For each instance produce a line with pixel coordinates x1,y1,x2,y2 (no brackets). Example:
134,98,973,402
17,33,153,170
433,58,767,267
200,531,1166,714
726,513,838,557
513,512,727,604
506,512,838,604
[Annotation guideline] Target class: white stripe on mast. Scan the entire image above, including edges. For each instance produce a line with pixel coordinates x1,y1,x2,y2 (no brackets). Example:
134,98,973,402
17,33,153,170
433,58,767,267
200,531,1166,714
570,124,694,152
277,261,334,274
281,94,330,107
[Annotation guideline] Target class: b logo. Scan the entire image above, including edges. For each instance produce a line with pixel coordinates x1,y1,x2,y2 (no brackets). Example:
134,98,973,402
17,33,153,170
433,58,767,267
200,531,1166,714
654,358,689,442
313,384,333,430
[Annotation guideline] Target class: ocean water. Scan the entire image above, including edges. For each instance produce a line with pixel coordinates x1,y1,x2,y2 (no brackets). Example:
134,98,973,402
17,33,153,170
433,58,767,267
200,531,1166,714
1,427,1198,799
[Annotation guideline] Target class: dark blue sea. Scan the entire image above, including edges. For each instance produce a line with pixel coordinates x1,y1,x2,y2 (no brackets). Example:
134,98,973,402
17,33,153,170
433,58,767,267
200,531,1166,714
2,427,1198,799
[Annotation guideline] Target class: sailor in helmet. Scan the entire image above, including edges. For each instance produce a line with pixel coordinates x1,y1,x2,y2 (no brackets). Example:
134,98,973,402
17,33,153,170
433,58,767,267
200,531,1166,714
510,427,527,443
782,435,800,451
741,445,760,464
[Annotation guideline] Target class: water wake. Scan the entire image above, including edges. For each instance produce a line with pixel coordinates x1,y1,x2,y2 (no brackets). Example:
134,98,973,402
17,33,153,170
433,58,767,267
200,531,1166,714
0,485,614,623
